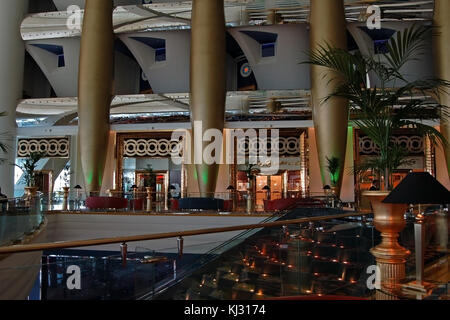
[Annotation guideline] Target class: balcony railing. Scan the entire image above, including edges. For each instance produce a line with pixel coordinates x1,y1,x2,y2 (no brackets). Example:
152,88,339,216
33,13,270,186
0,207,447,300
0,196,45,247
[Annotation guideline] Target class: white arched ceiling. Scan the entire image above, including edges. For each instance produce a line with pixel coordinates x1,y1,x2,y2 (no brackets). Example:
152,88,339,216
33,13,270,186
348,21,434,88
119,30,191,93
25,37,140,97
26,38,80,97
228,24,310,90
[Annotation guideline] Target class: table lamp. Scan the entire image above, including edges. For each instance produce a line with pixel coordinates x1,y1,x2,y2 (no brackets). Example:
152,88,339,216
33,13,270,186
383,172,450,293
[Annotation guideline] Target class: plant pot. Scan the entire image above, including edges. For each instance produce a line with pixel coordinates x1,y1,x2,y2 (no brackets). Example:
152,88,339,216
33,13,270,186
363,191,410,292
24,186,38,197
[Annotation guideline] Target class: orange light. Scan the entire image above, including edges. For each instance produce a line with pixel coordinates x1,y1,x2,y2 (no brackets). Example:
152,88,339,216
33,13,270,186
314,273,319,276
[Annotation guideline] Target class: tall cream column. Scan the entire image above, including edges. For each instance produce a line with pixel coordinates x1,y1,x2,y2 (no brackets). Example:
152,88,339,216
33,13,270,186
0,0,28,197
78,0,114,194
433,0,450,177
190,0,226,197
309,0,348,196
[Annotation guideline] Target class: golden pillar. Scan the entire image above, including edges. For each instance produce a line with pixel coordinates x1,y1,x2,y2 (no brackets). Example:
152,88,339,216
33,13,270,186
309,0,348,196
433,0,450,177
78,0,114,194
190,0,226,197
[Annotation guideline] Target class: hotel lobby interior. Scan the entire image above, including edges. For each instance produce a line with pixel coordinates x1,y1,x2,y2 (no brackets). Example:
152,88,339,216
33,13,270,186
0,0,449,302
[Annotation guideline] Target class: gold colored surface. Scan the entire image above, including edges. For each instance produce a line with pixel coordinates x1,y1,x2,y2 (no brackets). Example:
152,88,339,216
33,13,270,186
364,191,410,291
310,0,349,197
78,0,114,193
190,0,226,197
433,0,450,177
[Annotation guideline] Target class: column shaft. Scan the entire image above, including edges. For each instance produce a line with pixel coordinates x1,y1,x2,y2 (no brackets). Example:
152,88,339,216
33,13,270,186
309,0,348,196
0,0,28,197
433,0,450,177
190,0,226,197
78,0,114,194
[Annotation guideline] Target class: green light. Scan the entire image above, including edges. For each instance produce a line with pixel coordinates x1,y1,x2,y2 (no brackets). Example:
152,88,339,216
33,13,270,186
202,171,209,185
86,171,94,185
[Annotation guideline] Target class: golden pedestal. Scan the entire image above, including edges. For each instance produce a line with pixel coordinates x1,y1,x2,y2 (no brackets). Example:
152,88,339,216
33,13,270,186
62,186,70,211
364,191,410,299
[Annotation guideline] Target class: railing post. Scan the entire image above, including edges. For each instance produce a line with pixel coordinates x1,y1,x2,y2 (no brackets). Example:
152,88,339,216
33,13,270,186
177,236,184,258
146,187,152,213
246,191,253,214
120,242,127,267
62,187,70,211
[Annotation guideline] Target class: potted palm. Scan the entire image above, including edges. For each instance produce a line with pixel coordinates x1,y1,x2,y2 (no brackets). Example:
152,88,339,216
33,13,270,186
143,164,156,211
305,24,449,289
305,25,448,191
244,163,259,213
326,156,340,196
17,152,46,197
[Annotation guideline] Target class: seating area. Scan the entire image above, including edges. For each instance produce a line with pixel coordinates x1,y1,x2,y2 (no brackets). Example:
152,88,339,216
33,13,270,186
85,197,128,210
178,198,225,211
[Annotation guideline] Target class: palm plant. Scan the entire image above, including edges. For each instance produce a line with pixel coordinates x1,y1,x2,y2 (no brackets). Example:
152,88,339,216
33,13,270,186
143,164,156,188
0,112,8,164
304,24,449,190
245,163,259,181
16,152,46,187
326,156,340,187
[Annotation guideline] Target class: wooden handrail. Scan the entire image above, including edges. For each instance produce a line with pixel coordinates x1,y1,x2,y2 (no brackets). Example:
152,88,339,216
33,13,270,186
0,212,369,255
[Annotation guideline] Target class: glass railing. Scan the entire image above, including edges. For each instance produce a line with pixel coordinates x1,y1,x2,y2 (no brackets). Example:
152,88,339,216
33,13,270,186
0,196,44,247
40,249,177,300
153,209,449,301
0,206,447,300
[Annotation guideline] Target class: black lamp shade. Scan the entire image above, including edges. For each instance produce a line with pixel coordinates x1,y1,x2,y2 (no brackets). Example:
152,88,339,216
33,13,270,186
323,185,331,190
262,185,271,191
227,185,235,191
74,185,82,189
131,185,138,189
383,172,450,205
169,185,176,190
